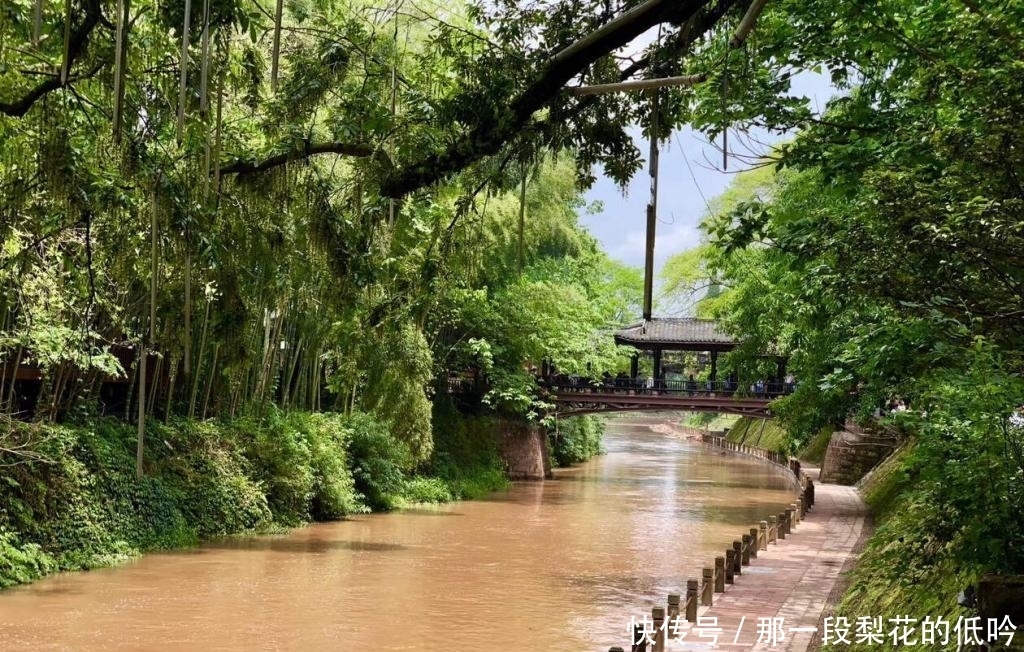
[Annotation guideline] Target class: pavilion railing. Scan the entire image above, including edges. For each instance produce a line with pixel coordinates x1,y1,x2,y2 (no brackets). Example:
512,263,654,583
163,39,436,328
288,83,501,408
538,377,795,399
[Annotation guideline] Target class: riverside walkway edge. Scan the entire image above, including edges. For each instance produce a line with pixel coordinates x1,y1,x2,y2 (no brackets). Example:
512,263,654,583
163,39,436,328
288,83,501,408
660,468,868,651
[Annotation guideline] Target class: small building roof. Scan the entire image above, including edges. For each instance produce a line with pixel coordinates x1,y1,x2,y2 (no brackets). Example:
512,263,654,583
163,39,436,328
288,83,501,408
614,318,736,351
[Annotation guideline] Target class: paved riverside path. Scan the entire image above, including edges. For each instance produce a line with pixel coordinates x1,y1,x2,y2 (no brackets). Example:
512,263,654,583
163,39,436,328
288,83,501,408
665,468,869,651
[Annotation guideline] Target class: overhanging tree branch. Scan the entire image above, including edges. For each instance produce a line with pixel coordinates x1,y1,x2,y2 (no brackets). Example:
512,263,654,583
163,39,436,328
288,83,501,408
0,0,103,118
379,0,714,198
218,141,389,175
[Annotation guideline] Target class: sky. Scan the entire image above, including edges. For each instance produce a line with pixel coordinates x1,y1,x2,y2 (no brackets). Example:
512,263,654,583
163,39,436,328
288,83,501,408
579,72,835,273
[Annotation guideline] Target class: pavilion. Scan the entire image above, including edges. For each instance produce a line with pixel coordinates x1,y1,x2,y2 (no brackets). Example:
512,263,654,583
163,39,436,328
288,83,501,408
614,317,737,384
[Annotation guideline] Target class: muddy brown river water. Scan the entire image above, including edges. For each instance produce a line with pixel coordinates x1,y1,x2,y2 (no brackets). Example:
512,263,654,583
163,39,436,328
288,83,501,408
0,413,797,651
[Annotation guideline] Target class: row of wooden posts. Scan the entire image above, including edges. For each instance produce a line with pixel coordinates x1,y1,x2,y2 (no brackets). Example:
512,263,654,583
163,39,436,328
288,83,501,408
702,434,790,467
609,438,816,652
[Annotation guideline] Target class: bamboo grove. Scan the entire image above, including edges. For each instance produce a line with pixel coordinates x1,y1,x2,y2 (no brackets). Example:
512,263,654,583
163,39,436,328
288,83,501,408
0,0,642,472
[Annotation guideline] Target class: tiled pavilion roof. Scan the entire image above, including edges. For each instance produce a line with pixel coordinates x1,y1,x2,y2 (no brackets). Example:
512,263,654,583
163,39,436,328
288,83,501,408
614,318,736,351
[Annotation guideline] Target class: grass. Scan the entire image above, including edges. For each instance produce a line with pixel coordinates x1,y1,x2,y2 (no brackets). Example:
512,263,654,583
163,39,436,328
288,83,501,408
830,443,973,652
725,417,790,452
797,427,832,465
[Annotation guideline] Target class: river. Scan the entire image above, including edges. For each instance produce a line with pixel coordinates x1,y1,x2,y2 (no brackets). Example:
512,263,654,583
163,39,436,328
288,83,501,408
0,413,797,651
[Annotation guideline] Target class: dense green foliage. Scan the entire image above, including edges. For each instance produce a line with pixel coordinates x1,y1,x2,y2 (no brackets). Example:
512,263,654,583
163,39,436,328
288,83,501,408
835,443,975,652
5,0,1024,633
0,403,513,589
426,398,510,500
0,412,359,587
0,0,638,475
550,415,604,467
653,1,1024,641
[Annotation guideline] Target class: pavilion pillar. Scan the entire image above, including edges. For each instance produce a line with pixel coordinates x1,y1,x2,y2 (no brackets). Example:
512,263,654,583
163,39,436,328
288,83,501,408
710,350,718,382
776,356,787,382
629,353,639,381
653,348,663,388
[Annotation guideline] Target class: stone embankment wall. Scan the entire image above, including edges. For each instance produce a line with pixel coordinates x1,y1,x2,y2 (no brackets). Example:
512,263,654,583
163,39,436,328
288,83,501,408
819,428,898,485
494,419,552,480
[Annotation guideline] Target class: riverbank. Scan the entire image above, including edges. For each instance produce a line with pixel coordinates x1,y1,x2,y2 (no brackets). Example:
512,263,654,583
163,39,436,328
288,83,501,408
596,429,869,652
0,407,512,590
0,418,794,652
649,467,869,652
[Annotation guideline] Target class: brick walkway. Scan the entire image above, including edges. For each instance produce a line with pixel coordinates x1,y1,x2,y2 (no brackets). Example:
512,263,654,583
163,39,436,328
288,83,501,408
664,469,869,651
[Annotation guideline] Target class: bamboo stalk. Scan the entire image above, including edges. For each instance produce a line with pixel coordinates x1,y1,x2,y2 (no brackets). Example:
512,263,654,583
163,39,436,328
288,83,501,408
213,49,225,193
517,161,527,276
32,0,44,47
60,0,71,84
164,355,177,421
124,348,138,422
184,249,191,371
189,295,211,418
271,0,284,92
139,184,158,478
259,307,285,406
229,375,239,419
47,363,65,421
199,0,211,114
136,349,146,477
176,0,192,143
112,0,128,145
313,358,321,409
282,336,303,408
4,346,22,413
147,350,162,418
201,343,218,419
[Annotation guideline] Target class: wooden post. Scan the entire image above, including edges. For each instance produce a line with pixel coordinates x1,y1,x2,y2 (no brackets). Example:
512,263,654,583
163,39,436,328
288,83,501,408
725,549,735,584
714,557,726,592
610,648,625,652
686,580,698,622
742,534,752,565
652,606,666,652
786,507,795,534
749,528,759,559
732,540,742,575
760,521,768,550
632,622,647,652
702,568,714,606
778,512,787,539
666,594,680,638
768,516,777,544
806,480,815,508
796,498,803,521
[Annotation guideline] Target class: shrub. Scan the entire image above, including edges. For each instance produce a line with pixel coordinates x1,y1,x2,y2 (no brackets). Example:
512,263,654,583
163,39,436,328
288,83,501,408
551,415,604,466
0,412,362,589
344,412,411,511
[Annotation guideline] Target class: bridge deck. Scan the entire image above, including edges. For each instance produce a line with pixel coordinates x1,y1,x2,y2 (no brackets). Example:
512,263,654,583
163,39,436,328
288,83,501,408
549,391,774,417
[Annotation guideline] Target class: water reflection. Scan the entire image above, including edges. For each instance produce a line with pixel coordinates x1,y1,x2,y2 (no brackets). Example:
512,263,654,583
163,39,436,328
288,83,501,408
0,412,796,652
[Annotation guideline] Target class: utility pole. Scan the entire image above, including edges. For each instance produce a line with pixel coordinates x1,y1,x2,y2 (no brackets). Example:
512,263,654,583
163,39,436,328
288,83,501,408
642,89,660,322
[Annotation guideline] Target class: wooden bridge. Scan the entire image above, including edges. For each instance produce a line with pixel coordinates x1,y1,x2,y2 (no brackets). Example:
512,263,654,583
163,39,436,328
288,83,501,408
541,380,785,418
